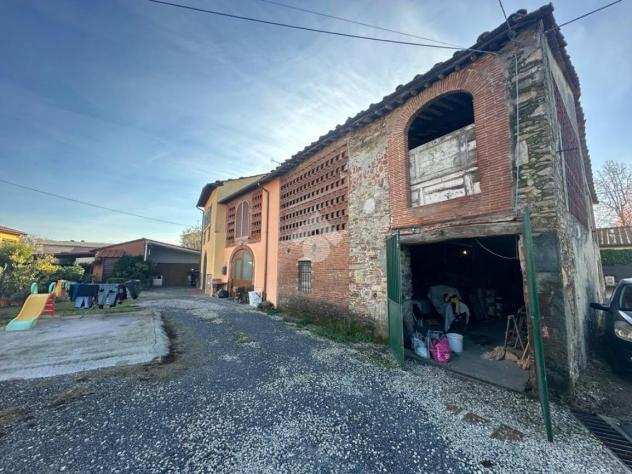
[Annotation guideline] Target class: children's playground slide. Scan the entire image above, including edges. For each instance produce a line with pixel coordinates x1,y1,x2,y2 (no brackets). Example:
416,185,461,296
5,293,55,331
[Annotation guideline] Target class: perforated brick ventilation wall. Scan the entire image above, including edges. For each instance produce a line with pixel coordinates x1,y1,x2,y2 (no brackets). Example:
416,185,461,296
279,149,348,240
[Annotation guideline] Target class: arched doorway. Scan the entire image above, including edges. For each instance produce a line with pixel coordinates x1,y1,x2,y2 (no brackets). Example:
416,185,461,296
230,247,254,292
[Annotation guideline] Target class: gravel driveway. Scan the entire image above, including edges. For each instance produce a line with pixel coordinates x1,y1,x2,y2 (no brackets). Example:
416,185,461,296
0,290,625,473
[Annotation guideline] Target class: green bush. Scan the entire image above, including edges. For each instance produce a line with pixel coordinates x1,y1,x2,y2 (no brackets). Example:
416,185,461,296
601,249,632,266
50,264,85,283
112,255,152,282
280,296,385,344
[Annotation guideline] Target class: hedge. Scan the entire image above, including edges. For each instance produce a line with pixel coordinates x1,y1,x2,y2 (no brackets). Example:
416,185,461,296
601,249,632,266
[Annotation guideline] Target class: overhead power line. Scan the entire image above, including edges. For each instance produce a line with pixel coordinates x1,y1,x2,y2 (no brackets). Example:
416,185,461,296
497,0,516,37
546,0,623,33
0,178,189,226
250,0,463,48
143,0,492,52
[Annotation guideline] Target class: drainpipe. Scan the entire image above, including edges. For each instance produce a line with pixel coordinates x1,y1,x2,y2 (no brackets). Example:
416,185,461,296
197,205,204,290
260,183,270,302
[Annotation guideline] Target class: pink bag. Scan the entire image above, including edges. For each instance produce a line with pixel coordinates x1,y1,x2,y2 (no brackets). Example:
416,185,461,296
430,336,451,363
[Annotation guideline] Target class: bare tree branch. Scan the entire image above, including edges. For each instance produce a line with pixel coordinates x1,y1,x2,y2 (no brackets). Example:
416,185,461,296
595,160,632,226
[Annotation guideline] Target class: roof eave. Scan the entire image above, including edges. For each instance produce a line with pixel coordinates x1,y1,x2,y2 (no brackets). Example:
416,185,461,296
219,6,556,202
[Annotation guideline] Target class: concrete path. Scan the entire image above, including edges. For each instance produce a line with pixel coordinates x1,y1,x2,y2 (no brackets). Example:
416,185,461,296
0,312,168,381
0,290,625,473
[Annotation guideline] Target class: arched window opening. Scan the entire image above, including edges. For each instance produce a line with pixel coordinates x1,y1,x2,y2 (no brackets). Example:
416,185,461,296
235,201,250,239
408,92,474,149
230,247,254,289
407,92,480,207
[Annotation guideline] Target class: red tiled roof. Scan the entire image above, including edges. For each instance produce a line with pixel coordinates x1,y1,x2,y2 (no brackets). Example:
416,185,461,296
219,5,596,205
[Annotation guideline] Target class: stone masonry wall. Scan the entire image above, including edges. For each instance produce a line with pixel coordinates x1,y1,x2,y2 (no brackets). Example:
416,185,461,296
504,29,571,390
509,28,603,391
540,36,605,386
346,118,391,332
271,22,601,393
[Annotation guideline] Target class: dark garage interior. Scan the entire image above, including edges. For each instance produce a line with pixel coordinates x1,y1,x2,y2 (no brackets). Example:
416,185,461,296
404,234,531,391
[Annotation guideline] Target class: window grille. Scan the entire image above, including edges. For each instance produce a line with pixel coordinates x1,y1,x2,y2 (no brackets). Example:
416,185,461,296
298,260,312,293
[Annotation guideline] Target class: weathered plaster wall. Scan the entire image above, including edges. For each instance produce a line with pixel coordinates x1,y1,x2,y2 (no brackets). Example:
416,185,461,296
221,179,281,305
409,123,480,206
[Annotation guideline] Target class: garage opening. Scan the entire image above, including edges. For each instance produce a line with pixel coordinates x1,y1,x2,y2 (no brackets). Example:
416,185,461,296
403,234,530,391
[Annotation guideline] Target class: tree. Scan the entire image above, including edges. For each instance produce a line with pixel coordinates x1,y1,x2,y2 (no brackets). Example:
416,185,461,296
0,239,59,301
51,264,85,282
180,225,202,250
594,160,632,227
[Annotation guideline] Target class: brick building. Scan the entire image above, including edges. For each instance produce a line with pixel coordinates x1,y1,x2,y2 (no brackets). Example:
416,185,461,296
201,5,603,392
92,238,200,287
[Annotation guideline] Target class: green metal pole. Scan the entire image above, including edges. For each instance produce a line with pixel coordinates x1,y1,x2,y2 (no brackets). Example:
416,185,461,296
522,208,554,442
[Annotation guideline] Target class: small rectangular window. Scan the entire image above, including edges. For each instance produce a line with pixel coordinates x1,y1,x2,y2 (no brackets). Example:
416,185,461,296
298,260,312,293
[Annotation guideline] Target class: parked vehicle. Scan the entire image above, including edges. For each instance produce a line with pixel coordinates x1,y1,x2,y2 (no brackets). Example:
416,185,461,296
591,278,632,373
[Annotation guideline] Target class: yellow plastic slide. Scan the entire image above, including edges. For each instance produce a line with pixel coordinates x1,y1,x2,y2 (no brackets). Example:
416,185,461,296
5,294,51,331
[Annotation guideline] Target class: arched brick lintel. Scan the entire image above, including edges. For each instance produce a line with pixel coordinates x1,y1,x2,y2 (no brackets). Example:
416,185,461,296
385,56,514,229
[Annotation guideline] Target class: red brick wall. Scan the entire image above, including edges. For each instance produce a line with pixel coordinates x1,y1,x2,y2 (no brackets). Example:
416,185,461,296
277,233,349,311
277,145,350,312
99,239,146,257
386,55,513,229
92,239,147,282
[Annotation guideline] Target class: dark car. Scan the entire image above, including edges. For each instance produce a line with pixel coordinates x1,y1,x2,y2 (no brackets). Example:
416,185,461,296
591,278,632,373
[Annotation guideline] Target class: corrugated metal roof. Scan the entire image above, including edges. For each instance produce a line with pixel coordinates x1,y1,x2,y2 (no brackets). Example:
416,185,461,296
34,239,109,256
596,226,632,248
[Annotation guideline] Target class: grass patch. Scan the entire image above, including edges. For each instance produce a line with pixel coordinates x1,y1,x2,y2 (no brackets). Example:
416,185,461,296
0,298,140,328
54,299,140,317
0,306,18,326
282,311,386,345
48,386,94,408
0,407,28,428
235,331,253,344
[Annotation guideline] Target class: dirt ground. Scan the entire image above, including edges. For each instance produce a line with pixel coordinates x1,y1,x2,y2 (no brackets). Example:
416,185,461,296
0,290,625,473
571,355,632,421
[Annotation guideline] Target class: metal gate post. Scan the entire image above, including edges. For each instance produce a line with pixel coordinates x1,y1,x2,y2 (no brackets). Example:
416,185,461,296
386,231,404,366
523,208,554,442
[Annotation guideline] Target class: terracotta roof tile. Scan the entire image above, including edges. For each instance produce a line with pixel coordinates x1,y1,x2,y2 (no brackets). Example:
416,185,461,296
221,5,595,204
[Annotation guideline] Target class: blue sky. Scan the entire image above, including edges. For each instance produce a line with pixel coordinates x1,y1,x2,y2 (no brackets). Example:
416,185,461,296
1,0,630,244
